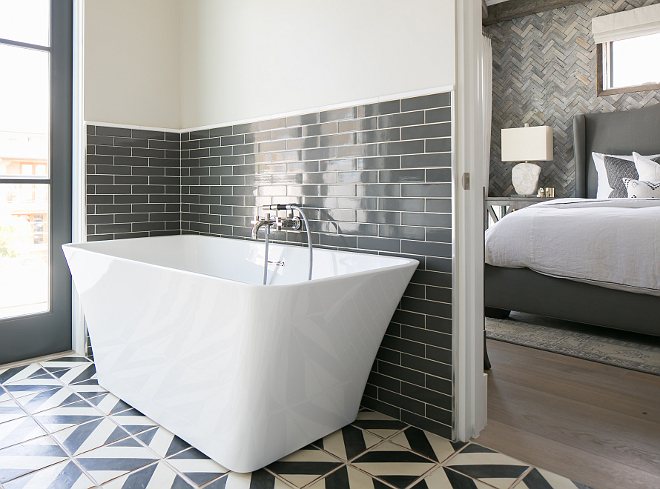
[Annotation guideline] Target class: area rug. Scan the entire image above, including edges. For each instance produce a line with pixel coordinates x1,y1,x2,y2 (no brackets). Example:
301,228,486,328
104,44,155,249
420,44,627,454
486,312,660,375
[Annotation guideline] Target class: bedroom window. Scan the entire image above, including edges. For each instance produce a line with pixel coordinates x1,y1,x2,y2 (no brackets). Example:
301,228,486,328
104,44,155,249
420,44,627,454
593,4,660,95
598,33,660,95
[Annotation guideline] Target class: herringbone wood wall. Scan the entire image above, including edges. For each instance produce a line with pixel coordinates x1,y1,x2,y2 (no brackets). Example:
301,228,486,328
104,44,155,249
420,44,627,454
485,0,660,197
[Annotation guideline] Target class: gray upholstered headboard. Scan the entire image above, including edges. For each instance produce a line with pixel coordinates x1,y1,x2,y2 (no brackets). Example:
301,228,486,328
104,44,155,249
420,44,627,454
573,103,660,198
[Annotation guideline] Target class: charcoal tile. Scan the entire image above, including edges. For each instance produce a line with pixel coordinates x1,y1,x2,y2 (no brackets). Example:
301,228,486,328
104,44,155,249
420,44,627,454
378,111,424,129
402,153,451,168
401,123,451,140
401,93,451,112
378,140,425,156
379,169,425,183
210,126,232,137
95,126,131,137
286,112,319,127
378,198,424,212
426,138,452,153
357,236,400,252
96,145,131,156
362,100,401,117
425,107,452,123
320,106,357,122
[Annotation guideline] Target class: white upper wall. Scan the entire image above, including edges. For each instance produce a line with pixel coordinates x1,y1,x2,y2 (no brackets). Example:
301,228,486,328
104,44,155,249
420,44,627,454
84,0,181,129
83,0,456,130
180,0,455,129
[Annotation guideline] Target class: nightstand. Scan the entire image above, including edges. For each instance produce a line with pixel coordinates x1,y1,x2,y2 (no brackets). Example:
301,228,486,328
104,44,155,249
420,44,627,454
485,196,555,228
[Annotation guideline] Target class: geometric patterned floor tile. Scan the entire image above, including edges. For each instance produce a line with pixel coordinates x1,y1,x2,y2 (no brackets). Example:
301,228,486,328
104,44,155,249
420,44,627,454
0,365,50,386
135,426,191,458
165,447,229,486
110,409,158,435
15,387,84,415
352,441,437,489
352,410,408,439
0,399,27,424
1,387,13,403
39,356,91,373
67,379,107,400
0,435,69,484
307,465,391,489
312,424,382,461
410,466,494,489
0,417,48,451
202,469,292,489
2,459,96,489
51,364,97,386
3,378,63,400
445,444,530,489
85,393,131,416
513,467,594,489
101,460,193,489
266,444,344,488
51,418,131,456
74,437,158,485
33,400,103,433
390,428,466,464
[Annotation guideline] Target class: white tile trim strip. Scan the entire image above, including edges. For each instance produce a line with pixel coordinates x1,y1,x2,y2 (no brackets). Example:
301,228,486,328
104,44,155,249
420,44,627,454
84,85,456,135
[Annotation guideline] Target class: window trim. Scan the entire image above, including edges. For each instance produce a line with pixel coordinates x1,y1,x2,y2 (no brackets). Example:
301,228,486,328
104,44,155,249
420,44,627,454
597,42,660,96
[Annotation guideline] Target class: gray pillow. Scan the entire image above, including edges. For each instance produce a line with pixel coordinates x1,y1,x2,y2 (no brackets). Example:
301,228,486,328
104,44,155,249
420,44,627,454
604,156,639,198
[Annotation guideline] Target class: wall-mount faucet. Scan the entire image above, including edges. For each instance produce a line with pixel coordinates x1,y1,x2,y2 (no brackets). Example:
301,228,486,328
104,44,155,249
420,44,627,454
251,204,313,285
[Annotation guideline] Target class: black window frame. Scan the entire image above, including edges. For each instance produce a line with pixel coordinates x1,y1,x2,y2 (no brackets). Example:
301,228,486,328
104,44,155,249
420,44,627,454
0,0,73,364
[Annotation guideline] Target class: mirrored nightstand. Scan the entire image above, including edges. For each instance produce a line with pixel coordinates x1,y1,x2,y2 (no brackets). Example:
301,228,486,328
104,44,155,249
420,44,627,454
485,196,555,228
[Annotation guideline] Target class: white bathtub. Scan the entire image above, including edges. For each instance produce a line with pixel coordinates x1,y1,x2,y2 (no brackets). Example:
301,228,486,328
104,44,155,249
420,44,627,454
63,235,418,472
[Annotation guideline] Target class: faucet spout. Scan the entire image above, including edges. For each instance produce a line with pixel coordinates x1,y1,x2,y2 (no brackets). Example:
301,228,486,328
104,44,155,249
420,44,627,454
251,220,266,239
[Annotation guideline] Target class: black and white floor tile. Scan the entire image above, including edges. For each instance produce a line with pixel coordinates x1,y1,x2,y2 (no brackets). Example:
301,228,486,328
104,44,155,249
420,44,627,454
351,440,437,489
266,444,343,488
312,424,382,461
444,444,530,489
166,447,229,486
2,459,95,489
0,353,595,489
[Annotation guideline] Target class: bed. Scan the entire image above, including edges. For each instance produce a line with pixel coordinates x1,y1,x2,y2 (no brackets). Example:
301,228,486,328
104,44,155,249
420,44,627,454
484,103,660,338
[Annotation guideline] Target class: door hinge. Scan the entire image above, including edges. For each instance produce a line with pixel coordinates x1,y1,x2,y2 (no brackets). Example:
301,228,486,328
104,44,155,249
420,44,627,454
462,172,470,190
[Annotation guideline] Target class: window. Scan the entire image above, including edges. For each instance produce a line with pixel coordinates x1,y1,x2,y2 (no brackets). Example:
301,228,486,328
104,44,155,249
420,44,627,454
592,4,660,96
598,33,660,95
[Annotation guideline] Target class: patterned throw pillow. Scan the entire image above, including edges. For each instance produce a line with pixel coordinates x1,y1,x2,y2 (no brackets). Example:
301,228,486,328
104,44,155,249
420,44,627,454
604,155,639,198
592,152,631,199
623,178,660,198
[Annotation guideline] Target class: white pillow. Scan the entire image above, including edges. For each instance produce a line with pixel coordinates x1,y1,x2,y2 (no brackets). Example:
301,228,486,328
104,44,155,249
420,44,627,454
633,152,660,181
623,178,660,198
592,152,632,199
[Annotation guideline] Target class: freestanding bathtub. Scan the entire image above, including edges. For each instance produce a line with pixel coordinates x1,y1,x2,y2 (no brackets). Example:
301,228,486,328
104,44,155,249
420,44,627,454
62,235,418,472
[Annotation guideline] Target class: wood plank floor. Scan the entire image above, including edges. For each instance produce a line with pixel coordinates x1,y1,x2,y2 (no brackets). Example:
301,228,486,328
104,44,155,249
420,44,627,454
475,339,660,489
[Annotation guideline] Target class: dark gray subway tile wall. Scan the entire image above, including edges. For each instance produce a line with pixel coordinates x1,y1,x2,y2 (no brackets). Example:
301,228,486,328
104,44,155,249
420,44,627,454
86,126,181,241
85,91,454,439
180,92,454,438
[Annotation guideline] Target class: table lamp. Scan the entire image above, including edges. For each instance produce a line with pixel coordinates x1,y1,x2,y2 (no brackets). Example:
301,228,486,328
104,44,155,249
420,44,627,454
501,124,553,195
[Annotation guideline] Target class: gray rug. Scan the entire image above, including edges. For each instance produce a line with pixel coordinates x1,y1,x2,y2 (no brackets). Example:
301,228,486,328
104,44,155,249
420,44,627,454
486,312,660,375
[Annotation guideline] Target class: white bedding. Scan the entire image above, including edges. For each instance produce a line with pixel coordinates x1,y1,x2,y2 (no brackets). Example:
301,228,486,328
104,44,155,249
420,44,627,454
485,198,660,296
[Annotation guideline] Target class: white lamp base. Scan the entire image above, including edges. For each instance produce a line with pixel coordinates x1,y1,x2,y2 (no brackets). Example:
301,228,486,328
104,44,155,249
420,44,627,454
512,162,541,196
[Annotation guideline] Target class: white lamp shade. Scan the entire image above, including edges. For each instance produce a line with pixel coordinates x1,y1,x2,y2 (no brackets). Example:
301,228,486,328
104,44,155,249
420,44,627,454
501,126,553,162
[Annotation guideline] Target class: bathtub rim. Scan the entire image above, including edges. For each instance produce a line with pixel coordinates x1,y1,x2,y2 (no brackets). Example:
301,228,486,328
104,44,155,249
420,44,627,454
62,235,419,289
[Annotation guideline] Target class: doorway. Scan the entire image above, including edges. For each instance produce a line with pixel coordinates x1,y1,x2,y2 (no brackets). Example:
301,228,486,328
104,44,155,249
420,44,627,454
0,0,73,364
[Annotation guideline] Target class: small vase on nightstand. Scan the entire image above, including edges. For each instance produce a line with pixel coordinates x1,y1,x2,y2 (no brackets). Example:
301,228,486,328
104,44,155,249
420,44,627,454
511,162,541,196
